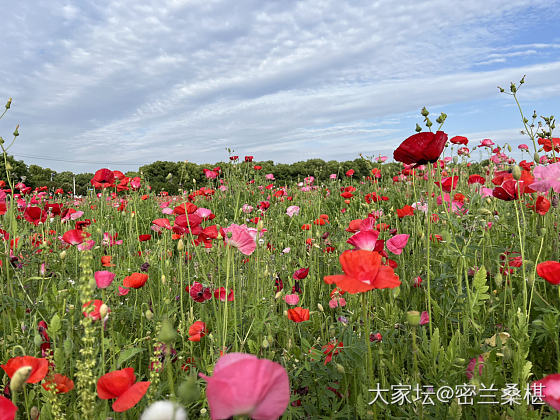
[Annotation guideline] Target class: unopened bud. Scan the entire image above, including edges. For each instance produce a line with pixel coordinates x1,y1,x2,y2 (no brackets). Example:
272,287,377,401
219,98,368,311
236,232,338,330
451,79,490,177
317,303,324,312
177,374,200,404
407,310,421,326
34,333,43,347
158,319,177,344
527,274,535,287
275,291,282,299
421,107,429,117
494,273,503,288
177,239,184,251
13,125,19,137
145,309,154,320
511,165,522,180
59,250,67,260
5,98,12,109
161,274,166,284
99,304,109,319
262,338,269,348
10,366,32,392
30,406,40,420
335,363,345,374
534,152,540,163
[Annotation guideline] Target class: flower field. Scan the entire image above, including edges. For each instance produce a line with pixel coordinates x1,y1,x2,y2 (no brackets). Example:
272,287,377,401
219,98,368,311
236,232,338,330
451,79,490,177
1,88,560,419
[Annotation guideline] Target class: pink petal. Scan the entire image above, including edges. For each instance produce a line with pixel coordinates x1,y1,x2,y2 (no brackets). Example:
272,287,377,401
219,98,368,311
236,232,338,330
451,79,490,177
347,230,379,251
95,271,116,289
386,234,410,255
118,286,130,296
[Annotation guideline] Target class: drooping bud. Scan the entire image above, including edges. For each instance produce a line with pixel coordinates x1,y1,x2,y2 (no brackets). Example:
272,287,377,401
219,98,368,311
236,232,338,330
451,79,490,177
421,107,429,117
99,304,109,319
13,124,19,137
30,406,40,420
406,310,421,326
10,366,32,392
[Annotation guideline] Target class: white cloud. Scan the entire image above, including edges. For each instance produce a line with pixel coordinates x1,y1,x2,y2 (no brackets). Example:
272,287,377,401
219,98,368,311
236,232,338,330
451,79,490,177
0,0,559,172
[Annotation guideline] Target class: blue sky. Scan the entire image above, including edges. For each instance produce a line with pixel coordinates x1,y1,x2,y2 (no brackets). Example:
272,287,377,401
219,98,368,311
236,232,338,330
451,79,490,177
1,0,559,173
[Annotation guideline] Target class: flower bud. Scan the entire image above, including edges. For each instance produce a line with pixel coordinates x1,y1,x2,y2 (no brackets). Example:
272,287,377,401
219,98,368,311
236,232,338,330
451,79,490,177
407,310,421,326
494,272,503,288
158,319,177,344
161,274,166,284
99,304,110,319
6,98,12,109
275,291,282,299
262,338,269,349
177,375,200,405
177,239,184,251
34,333,43,347
30,407,40,420
511,165,522,180
59,250,67,260
527,273,535,287
534,152,540,163
10,366,32,392
145,309,154,320
335,363,345,374
317,303,324,312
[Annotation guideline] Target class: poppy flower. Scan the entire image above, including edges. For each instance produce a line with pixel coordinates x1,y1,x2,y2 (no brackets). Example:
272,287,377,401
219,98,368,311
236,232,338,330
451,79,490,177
450,136,468,145
287,307,310,323
91,169,116,189
199,353,289,420
435,176,459,192
188,321,207,342
187,282,212,302
386,234,410,255
97,367,150,412
42,374,74,393
82,300,110,321
213,287,234,302
347,230,382,252
345,169,355,177
532,373,560,411
138,234,152,242
0,395,17,420
323,341,343,365
95,271,116,289
397,205,414,218
393,131,448,166
324,250,400,293
222,224,256,256
23,207,47,225
1,356,49,384
534,196,551,215
123,273,149,289
101,255,116,267
284,294,300,305
537,261,560,285
293,267,309,280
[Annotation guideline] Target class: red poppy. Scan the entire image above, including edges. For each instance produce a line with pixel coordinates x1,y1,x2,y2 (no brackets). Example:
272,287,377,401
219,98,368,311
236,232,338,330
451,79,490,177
435,176,459,192
324,250,400,293
397,205,414,218
393,131,448,166
42,374,74,393
538,137,560,153
97,368,150,412
537,261,560,285
187,282,212,302
301,224,311,230
345,169,355,177
188,321,207,341
322,341,343,365
62,229,89,245
534,196,551,215
123,273,148,289
82,299,109,321
1,356,49,384
293,267,310,280
287,307,310,323
23,207,47,225
91,169,116,189
101,255,116,267
138,234,152,242
450,136,468,145
0,395,17,420
492,170,535,201
213,287,234,302
254,165,262,170
245,156,254,162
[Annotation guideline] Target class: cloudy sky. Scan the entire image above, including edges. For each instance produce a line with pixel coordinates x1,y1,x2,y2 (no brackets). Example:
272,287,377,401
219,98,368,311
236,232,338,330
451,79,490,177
1,0,559,173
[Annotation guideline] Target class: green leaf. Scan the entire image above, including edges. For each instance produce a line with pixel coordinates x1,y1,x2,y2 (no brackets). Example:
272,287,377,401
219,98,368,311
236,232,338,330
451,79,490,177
117,347,145,367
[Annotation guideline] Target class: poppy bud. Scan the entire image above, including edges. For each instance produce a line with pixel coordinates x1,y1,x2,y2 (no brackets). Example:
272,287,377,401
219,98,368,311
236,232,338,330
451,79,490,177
5,97,12,109
275,291,282,299
6,163,12,170
30,406,40,420
200,408,207,416
0,136,3,145
421,107,429,117
34,333,43,347
494,273,503,288
13,124,19,137
158,319,177,344
161,274,166,284
10,366,32,392
177,239,184,251
145,309,154,320
99,304,109,319
262,338,269,348
534,152,540,163
317,303,324,312
177,375,200,404
527,273,535,287
485,198,492,205
60,250,66,260
511,165,522,180
415,124,422,132
335,363,345,374
406,310,421,326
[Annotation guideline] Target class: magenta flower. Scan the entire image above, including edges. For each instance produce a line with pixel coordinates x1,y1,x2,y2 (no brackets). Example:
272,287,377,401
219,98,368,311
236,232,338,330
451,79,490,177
386,234,410,255
284,294,299,305
200,353,290,420
293,267,310,280
347,230,381,251
95,271,116,289
222,224,256,255
533,373,560,411
419,311,429,325
530,163,560,193
466,355,484,379
518,144,529,151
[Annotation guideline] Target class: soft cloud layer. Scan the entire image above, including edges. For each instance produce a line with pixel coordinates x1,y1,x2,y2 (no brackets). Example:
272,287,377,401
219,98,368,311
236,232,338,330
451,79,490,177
1,0,559,172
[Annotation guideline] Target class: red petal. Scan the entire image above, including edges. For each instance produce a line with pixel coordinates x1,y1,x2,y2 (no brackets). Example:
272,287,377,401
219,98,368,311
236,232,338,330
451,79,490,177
112,381,150,412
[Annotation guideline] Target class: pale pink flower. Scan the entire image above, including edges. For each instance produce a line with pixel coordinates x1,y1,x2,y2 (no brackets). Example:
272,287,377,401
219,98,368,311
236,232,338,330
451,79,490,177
195,207,213,219
77,240,96,251
518,144,529,151
162,207,173,215
530,162,560,193
219,185,228,192
480,139,494,147
377,156,388,163
241,204,253,214
265,173,275,180
329,174,337,179
286,206,300,217
223,224,256,255
200,353,290,420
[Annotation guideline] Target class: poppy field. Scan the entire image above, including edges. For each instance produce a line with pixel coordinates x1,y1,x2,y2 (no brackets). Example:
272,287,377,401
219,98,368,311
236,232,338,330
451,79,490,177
1,82,560,419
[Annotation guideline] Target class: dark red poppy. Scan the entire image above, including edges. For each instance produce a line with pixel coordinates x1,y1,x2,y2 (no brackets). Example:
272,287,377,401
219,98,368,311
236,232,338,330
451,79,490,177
293,268,310,280
187,282,212,302
23,207,47,225
450,136,468,145
97,368,150,412
1,356,49,384
90,169,115,189
138,234,152,242
435,176,459,192
393,131,448,166
537,261,560,285
245,156,254,162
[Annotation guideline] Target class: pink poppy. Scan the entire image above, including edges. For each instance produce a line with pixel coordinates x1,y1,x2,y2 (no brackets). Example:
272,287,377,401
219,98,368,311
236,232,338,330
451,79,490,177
62,229,88,245
347,230,381,251
95,271,116,289
530,163,560,193
284,294,300,305
386,234,410,255
200,353,290,420
419,311,429,325
77,240,96,251
286,206,300,217
533,373,560,411
222,224,256,255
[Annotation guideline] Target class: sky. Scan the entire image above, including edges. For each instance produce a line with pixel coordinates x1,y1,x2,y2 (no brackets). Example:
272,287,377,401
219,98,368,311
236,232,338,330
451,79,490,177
1,0,559,174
